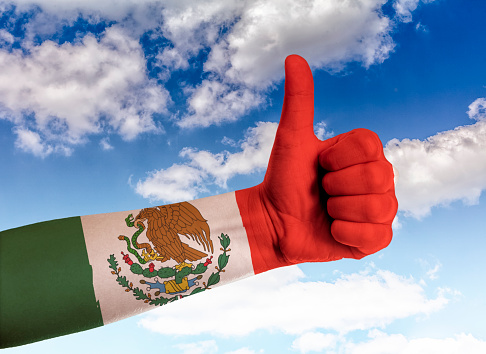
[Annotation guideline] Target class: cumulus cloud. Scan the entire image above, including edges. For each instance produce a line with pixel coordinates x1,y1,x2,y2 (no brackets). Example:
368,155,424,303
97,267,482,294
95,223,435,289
135,121,277,202
174,0,397,127
135,119,340,202
0,25,169,156
384,118,486,219
1,0,434,155
179,81,264,128
138,265,449,337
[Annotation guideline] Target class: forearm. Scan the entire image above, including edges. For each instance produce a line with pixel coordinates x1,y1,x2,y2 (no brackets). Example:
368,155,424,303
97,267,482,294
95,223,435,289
0,191,256,348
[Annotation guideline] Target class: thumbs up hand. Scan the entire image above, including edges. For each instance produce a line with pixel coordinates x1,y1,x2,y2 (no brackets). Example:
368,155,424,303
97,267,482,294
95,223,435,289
236,55,398,273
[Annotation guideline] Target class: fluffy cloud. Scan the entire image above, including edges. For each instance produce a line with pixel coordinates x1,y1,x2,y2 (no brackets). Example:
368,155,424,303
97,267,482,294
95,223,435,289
135,121,277,202
468,97,486,121
179,81,264,128
0,25,169,157
291,332,338,353
384,117,486,218
135,164,208,203
1,1,435,156
138,265,449,337
135,120,336,202
174,0,397,127
2,0,431,153
173,340,218,354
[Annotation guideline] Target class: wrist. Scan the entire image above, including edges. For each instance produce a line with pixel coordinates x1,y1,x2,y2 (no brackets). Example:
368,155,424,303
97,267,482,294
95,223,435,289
235,184,292,274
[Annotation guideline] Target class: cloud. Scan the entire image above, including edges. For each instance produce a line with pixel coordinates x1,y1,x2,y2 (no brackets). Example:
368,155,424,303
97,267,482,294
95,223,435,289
468,97,486,121
344,330,486,354
225,348,259,354
0,25,169,156
135,163,208,202
99,137,114,151
2,1,435,155
384,117,486,219
314,121,334,141
173,340,218,354
179,81,264,128
135,121,277,202
135,119,341,202
394,0,421,22
394,0,437,23
138,265,449,337
173,0,397,127
3,0,432,141
291,332,338,353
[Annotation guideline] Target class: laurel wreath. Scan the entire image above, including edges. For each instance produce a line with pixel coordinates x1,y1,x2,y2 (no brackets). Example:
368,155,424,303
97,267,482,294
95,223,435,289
108,233,231,306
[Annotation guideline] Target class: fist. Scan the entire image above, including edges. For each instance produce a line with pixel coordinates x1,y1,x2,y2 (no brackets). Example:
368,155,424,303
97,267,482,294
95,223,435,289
236,55,398,273
320,128,397,257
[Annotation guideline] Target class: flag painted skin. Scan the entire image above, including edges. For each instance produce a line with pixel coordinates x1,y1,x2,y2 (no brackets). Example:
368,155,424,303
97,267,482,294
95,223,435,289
0,55,397,348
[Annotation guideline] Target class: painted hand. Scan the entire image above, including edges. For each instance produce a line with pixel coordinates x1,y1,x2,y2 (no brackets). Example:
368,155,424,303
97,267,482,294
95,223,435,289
236,55,398,273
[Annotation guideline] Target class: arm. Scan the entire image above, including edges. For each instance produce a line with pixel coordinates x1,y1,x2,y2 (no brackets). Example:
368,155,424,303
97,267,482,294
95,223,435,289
0,55,397,348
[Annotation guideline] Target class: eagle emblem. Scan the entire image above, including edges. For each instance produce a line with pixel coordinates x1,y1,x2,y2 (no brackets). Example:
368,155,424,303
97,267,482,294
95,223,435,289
132,202,214,264
108,202,231,306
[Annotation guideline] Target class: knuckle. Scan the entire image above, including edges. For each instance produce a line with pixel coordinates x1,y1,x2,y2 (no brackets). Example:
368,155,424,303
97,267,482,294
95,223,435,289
358,224,393,254
366,161,394,193
322,173,333,194
350,128,383,161
366,193,398,223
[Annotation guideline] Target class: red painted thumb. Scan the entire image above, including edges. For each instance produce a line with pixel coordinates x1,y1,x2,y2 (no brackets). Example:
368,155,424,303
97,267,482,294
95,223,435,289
279,55,315,137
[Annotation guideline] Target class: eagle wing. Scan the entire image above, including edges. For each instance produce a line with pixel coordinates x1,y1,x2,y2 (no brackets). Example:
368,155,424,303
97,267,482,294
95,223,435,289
159,202,214,254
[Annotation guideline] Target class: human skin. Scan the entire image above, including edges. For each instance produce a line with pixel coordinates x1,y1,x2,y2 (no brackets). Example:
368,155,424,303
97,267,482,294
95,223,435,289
236,54,398,273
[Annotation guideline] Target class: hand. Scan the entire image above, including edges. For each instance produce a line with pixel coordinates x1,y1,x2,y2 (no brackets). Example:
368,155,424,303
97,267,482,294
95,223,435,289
236,55,398,273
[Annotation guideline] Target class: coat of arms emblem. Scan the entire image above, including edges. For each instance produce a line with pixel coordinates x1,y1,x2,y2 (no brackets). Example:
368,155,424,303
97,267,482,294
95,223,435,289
107,202,231,306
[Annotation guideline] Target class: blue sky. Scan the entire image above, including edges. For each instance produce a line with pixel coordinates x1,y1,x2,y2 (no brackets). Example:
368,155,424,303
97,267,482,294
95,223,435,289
1,0,486,353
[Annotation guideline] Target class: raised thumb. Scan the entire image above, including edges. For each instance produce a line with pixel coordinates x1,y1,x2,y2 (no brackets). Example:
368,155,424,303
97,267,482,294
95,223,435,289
279,55,315,134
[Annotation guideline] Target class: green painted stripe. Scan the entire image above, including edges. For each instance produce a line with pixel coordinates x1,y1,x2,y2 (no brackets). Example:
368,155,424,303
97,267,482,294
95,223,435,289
0,217,103,348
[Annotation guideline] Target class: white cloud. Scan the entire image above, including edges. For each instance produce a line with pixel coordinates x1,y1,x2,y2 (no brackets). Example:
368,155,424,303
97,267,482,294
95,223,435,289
314,121,334,141
173,339,218,354
468,97,486,121
135,164,207,202
394,0,420,22
394,0,437,23
344,330,486,354
179,81,264,128
138,265,449,337
0,29,14,44
218,0,395,87
291,332,338,353
175,0,398,127
135,121,277,202
225,348,258,354
100,137,114,151
0,25,169,156
4,0,431,133
426,262,441,281
384,119,486,219
136,119,338,202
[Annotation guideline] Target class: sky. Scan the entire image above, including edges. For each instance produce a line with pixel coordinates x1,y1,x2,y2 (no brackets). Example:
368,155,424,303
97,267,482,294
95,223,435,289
1,0,486,353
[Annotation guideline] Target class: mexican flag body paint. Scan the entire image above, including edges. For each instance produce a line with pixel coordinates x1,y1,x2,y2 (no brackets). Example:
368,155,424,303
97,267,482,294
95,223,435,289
1,192,254,348
0,55,398,348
